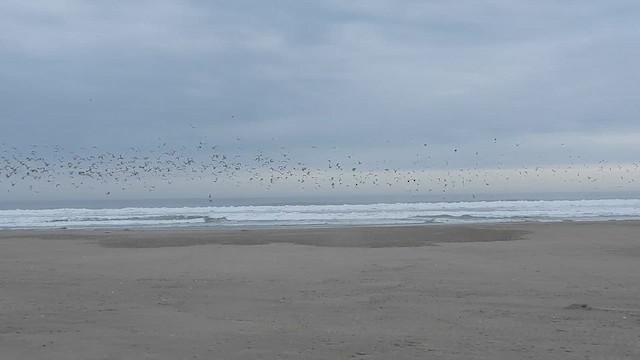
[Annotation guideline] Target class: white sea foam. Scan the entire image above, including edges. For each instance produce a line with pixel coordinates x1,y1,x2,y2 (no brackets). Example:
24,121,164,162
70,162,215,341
1,199,639,229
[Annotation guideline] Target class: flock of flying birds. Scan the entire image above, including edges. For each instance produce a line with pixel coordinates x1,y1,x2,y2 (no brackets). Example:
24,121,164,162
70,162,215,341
1,135,638,200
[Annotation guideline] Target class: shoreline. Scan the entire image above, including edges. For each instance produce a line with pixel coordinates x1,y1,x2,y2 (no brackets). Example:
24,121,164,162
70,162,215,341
2,219,640,248
1,221,639,359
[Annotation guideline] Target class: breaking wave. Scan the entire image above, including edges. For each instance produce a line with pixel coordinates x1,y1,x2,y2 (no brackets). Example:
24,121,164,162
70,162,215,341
1,198,640,229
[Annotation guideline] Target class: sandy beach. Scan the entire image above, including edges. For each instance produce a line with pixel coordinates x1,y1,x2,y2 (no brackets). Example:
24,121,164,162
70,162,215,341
1,222,639,359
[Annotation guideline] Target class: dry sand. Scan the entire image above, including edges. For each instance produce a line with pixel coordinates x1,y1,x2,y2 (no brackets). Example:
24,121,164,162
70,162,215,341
1,222,639,359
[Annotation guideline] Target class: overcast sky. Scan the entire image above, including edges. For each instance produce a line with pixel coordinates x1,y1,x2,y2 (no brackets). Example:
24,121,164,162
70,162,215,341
1,1,640,200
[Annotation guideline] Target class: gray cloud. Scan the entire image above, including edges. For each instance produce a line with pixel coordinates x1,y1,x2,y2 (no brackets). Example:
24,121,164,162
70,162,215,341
1,1,639,182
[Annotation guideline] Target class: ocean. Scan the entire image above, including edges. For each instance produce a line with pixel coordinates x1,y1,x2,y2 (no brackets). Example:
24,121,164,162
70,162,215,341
2,194,640,230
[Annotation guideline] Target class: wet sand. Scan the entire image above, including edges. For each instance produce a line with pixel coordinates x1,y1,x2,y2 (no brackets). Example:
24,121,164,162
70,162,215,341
1,222,639,359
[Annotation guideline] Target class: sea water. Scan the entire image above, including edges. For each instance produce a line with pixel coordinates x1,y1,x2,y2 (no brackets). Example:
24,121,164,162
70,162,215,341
2,196,640,230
